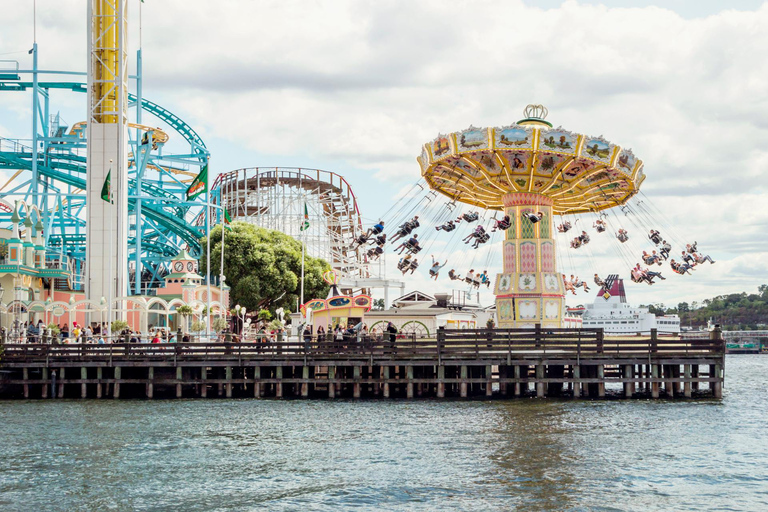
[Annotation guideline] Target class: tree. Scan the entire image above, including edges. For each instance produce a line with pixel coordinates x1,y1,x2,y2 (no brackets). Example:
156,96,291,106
200,222,331,313
677,302,690,313
258,309,272,323
176,305,194,332
372,298,385,311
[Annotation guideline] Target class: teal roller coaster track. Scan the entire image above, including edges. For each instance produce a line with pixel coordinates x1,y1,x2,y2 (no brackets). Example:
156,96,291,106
0,59,213,294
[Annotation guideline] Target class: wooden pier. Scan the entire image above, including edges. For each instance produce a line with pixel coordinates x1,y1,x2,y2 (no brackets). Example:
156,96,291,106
0,328,725,400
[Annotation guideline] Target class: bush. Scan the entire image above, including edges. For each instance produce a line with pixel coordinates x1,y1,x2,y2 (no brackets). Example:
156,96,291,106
190,320,206,333
212,317,228,332
46,323,61,336
176,305,194,316
257,309,272,322
111,319,129,333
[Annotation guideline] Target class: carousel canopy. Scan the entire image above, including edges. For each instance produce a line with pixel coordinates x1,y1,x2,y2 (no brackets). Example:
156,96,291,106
418,105,645,215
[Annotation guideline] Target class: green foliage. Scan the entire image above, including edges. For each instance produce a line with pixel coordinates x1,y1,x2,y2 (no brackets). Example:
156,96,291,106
268,319,283,331
257,309,272,322
670,285,768,330
176,305,194,316
110,320,128,333
372,298,385,310
46,323,61,336
190,320,207,333
200,222,330,312
211,317,228,332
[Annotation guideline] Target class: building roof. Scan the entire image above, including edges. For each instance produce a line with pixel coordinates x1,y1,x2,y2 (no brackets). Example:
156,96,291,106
391,290,436,307
172,248,195,261
366,306,476,318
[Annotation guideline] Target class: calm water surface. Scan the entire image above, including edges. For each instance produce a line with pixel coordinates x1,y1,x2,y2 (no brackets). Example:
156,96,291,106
1,355,767,511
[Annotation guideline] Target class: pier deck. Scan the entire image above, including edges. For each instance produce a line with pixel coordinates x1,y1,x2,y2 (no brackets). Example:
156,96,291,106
0,328,725,399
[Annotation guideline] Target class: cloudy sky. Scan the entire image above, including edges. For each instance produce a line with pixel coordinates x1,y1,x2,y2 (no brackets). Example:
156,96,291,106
1,0,766,310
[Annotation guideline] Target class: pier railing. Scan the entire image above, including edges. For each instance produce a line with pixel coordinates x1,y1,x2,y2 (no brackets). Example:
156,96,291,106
1,328,725,364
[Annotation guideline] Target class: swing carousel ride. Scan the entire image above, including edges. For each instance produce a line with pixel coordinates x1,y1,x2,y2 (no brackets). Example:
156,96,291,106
351,105,713,329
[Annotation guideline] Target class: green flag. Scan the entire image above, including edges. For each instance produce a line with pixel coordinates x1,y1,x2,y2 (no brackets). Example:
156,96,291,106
186,164,208,200
223,209,232,231
100,169,112,203
300,203,310,231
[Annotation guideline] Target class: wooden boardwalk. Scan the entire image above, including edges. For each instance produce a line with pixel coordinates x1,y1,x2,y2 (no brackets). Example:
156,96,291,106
0,328,725,400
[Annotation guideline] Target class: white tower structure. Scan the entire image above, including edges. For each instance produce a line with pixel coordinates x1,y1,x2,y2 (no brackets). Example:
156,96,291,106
86,0,129,318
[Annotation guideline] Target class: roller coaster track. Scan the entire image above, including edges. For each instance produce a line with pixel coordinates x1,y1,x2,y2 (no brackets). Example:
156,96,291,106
212,168,367,278
0,138,201,249
0,80,208,255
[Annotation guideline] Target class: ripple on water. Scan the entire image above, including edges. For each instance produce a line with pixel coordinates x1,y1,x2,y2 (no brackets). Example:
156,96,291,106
0,356,767,511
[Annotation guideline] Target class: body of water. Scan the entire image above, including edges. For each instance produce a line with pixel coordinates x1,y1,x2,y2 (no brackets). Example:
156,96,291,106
1,355,766,511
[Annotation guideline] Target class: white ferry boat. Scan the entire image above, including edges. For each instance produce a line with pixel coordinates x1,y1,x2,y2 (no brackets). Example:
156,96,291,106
567,275,680,335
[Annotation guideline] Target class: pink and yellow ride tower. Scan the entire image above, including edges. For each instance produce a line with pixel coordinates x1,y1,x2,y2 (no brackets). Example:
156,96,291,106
419,105,646,328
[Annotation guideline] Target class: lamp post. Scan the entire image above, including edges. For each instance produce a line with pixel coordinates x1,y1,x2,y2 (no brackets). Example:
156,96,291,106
234,304,246,336
0,282,4,343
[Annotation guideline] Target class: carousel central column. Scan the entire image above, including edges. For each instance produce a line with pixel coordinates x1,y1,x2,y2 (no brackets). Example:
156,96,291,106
493,193,565,328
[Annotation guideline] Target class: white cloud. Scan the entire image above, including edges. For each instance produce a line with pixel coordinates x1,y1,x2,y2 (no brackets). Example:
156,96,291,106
1,0,767,309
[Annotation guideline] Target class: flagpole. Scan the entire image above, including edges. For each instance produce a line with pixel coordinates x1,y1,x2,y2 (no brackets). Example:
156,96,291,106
108,159,113,336
300,196,305,314
220,194,225,289
205,158,211,341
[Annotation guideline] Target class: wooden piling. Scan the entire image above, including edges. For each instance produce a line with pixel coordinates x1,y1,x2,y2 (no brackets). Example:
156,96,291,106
81,367,87,398
113,367,121,398
406,366,414,399
41,368,48,398
147,367,154,399
651,365,660,398
353,366,361,398
58,368,65,398
624,364,634,398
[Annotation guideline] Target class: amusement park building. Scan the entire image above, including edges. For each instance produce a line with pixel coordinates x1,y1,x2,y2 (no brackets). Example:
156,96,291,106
0,201,228,333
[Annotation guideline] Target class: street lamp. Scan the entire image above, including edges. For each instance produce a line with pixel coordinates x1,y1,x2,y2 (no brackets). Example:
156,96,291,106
234,304,247,337
0,282,4,343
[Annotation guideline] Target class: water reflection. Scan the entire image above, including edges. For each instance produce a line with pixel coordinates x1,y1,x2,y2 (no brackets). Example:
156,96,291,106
0,357,767,511
484,401,578,510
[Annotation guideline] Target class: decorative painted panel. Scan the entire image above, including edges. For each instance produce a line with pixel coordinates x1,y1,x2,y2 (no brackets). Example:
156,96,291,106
538,129,578,155
495,273,514,295
516,299,539,321
456,128,489,152
542,272,562,294
520,210,536,239
539,209,551,239
494,126,533,150
582,136,617,165
519,241,536,272
505,208,517,240
518,273,539,292
544,299,561,321
497,298,514,321
540,241,555,272
503,241,516,272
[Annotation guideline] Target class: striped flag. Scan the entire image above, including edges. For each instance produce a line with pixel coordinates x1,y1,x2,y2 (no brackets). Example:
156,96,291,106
223,209,232,231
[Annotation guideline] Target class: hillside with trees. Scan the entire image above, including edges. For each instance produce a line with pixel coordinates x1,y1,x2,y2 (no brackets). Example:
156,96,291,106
642,285,768,330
